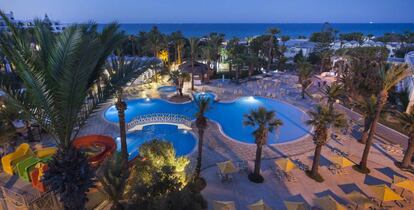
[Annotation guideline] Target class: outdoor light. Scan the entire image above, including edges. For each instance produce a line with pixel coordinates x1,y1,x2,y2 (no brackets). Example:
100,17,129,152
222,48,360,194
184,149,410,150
145,97,151,102
246,96,256,102
183,130,188,134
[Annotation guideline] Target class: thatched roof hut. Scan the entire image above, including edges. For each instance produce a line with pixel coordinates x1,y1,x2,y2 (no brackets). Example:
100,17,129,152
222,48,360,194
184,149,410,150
179,61,208,75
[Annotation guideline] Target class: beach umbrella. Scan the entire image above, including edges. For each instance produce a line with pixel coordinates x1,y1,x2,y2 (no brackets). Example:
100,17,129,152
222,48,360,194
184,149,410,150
345,191,374,210
369,184,403,206
330,155,354,168
283,201,307,210
393,175,414,196
248,199,272,210
213,200,236,210
274,158,297,172
314,195,347,210
217,161,238,175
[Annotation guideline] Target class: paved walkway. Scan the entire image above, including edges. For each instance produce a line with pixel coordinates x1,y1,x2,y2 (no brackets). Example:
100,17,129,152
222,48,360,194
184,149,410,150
201,127,414,210
335,104,409,148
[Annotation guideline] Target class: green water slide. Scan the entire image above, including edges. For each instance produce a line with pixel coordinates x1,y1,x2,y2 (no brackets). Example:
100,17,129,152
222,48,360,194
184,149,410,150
16,157,41,182
16,155,54,182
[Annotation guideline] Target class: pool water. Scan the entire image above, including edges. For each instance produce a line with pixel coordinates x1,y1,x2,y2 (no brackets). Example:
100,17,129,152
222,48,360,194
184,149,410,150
194,92,216,101
157,86,177,93
105,93,311,145
116,124,196,160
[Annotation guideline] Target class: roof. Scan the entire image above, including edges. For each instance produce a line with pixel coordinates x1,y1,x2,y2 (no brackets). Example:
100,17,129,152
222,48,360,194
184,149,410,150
406,51,414,68
285,39,316,49
179,61,209,74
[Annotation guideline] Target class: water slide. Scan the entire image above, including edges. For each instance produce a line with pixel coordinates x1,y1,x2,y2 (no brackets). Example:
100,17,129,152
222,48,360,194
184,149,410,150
72,135,116,167
1,143,34,175
17,155,53,182
35,147,57,158
16,157,41,182
31,163,48,192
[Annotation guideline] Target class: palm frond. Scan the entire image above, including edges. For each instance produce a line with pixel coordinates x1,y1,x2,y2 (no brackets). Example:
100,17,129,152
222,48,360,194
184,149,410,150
382,64,411,91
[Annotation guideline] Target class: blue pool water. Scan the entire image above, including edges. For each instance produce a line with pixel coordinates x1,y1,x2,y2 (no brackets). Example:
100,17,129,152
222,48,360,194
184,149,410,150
157,86,177,93
194,92,216,101
116,124,196,160
105,93,311,145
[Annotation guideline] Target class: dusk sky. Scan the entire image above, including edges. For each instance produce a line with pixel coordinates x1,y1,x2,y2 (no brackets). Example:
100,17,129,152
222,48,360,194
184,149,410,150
1,0,413,23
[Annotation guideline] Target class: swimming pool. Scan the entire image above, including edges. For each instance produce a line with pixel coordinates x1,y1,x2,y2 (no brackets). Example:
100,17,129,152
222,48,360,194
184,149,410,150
105,93,311,145
115,124,197,160
157,86,177,93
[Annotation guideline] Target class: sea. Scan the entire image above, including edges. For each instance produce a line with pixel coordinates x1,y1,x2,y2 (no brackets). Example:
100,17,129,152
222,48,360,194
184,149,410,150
97,23,414,39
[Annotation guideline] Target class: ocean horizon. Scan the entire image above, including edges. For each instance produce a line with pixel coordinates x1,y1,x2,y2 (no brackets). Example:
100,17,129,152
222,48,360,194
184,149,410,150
97,23,414,38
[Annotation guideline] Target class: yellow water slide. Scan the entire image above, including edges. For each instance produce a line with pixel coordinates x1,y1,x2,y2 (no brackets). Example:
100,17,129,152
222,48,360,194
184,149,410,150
1,143,34,175
35,147,57,158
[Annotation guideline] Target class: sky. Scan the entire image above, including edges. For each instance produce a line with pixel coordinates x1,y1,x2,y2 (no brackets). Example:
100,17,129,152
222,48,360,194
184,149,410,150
1,0,413,23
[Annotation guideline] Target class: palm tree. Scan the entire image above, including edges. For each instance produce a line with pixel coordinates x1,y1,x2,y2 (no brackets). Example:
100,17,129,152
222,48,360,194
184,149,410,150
306,105,346,182
104,55,158,165
176,39,186,65
98,153,130,210
207,33,224,73
245,54,259,80
244,107,283,183
298,61,313,99
395,110,414,169
189,37,200,91
169,71,190,96
193,95,210,178
266,28,280,70
170,31,186,64
322,82,344,113
281,35,290,46
397,110,414,169
201,45,213,82
145,26,166,57
355,64,411,173
0,12,151,209
355,95,377,144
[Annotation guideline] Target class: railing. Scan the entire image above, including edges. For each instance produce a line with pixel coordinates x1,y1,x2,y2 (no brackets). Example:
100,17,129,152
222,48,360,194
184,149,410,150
127,113,192,131
0,185,39,209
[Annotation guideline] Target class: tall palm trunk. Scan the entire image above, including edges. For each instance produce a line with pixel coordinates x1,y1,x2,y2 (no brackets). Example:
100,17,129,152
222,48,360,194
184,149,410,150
206,60,211,83
191,56,195,90
177,45,182,64
248,64,253,80
359,118,370,144
235,66,240,81
328,100,334,113
97,78,102,101
301,86,306,99
115,93,128,169
358,91,387,171
25,120,35,142
311,144,323,176
253,142,263,178
267,39,273,70
195,128,204,178
402,134,414,168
